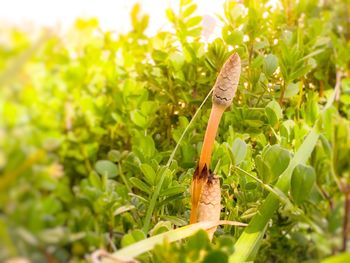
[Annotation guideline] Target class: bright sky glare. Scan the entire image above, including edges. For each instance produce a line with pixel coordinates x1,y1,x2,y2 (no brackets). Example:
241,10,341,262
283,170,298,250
0,0,226,35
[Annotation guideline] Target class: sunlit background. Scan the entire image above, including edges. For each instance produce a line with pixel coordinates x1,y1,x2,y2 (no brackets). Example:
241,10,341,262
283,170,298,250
0,0,226,35
2,0,350,262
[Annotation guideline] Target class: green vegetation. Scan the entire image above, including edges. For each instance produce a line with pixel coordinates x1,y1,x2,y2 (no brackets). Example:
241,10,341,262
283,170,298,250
1,0,350,262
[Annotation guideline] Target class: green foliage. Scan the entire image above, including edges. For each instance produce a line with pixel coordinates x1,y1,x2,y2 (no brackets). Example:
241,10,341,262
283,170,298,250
95,160,118,178
1,0,350,262
256,145,292,184
291,164,316,204
265,100,283,126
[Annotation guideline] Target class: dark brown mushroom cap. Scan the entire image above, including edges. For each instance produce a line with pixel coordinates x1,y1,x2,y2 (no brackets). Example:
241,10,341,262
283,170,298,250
212,53,241,107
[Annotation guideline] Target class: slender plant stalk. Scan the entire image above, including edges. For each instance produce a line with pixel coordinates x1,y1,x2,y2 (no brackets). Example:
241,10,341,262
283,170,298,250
198,104,226,172
166,88,214,167
142,88,214,233
190,53,241,224
144,53,241,235
341,181,350,252
118,163,131,193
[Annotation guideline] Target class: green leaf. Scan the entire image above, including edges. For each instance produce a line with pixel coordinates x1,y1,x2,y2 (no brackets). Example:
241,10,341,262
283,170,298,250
263,145,292,183
187,230,210,250
160,215,187,226
107,150,121,162
165,8,176,23
38,227,66,244
231,138,247,165
180,0,192,6
245,182,257,190
183,4,197,18
223,28,244,45
140,163,157,185
291,164,316,204
129,177,152,194
303,92,319,125
185,16,202,28
132,133,156,160
203,251,228,263
130,110,148,128
114,205,135,216
95,160,118,178
121,229,146,247
88,171,102,189
141,101,159,116
284,82,299,98
320,134,332,158
181,142,196,167
159,186,186,197
280,120,295,142
150,221,172,236
142,167,172,233
263,54,278,76
255,155,270,183
169,53,185,70
130,4,149,34
265,100,283,126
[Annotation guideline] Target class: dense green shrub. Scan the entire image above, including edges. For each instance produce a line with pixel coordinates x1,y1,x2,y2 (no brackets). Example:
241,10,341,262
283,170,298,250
1,0,350,262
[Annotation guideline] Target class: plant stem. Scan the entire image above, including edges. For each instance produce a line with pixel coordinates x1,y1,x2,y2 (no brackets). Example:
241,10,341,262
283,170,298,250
335,69,342,101
142,88,213,233
167,88,213,167
142,167,168,233
341,180,350,252
118,163,131,193
198,103,225,172
279,81,287,105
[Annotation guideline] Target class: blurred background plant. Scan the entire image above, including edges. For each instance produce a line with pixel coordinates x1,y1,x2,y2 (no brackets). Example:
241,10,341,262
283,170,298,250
1,0,350,262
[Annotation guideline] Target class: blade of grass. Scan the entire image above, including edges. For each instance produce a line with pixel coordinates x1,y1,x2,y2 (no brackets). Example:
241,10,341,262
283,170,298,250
166,88,214,167
235,166,294,206
229,91,336,262
142,88,213,233
321,253,350,263
235,167,323,234
103,220,246,262
230,128,319,262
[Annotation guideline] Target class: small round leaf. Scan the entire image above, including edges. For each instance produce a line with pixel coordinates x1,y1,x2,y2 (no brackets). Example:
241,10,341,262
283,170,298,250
95,160,118,178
